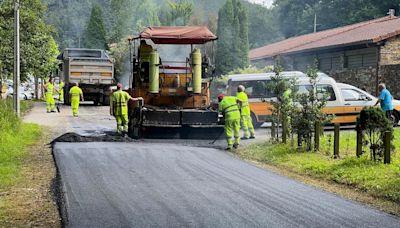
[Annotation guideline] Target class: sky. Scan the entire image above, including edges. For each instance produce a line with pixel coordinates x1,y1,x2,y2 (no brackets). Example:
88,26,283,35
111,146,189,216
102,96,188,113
248,0,274,7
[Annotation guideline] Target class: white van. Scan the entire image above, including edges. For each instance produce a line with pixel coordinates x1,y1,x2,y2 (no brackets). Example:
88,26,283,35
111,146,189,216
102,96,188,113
227,71,400,127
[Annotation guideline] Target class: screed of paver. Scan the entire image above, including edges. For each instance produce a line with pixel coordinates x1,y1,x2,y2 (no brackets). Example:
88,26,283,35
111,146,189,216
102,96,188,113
53,142,400,228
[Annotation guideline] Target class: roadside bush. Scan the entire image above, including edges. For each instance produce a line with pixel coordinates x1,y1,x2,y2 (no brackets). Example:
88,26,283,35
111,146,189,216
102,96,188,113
292,62,332,151
268,60,296,143
0,98,40,188
356,107,393,161
0,99,21,132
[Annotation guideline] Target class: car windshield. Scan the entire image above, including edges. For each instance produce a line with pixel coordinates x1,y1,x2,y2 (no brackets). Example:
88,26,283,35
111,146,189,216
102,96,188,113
228,80,276,98
340,87,374,101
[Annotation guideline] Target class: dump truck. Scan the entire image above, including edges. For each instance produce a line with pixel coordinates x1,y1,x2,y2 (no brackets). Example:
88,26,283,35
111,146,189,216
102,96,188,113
57,48,114,105
126,26,223,138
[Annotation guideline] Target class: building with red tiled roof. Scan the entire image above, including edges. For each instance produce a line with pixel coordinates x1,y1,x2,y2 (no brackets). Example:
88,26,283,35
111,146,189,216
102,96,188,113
250,13,400,96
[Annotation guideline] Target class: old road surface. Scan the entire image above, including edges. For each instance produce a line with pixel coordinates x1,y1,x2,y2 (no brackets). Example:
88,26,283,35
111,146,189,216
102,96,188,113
26,103,400,227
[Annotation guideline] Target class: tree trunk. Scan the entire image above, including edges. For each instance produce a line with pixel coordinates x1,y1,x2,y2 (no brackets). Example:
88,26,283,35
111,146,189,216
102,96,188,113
34,77,39,99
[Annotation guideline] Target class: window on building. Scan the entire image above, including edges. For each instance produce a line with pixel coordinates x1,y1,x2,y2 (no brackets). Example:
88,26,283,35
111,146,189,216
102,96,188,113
345,53,377,69
318,56,342,71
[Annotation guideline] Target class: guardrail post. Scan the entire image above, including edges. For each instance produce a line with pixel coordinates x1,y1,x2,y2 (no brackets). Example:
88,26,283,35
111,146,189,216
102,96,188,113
334,123,340,159
282,119,287,144
271,120,276,140
314,122,320,151
384,131,391,164
356,128,362,158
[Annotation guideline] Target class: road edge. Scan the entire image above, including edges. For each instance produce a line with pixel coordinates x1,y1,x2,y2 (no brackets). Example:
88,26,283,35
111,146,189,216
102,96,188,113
230,151,400,216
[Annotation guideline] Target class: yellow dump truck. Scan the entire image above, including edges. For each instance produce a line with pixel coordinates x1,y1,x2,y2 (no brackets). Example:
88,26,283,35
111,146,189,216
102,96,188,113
57,48,114,105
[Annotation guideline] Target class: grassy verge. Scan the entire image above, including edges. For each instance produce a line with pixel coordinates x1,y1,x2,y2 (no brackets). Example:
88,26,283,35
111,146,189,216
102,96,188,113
0,99,60,226
237,129,400,211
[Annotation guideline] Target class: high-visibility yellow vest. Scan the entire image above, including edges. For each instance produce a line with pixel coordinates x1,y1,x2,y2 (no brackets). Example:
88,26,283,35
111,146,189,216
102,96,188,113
46,83,54,95
112,90,132,116
219,96,240,121
69,86,82,100
236,91,250,116
59,82,64,93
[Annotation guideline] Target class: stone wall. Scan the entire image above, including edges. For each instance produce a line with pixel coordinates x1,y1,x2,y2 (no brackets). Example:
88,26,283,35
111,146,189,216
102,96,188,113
380,64,400,99
380,36,400,65
328,67,378,95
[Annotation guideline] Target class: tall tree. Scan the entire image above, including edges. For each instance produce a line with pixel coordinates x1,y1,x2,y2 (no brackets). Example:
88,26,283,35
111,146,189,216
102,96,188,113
245,2,282,48
109,0,128,43
215,0,249,75
274,0,400,38
163,0,194,26
82,5,107,49
0,0,59,82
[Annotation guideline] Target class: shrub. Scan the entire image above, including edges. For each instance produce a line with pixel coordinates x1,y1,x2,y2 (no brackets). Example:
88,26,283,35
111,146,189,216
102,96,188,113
356,107,393,161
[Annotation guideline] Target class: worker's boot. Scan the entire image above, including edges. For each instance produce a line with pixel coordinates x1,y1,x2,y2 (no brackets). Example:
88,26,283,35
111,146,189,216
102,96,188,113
233,143,239,149
250,135,255,139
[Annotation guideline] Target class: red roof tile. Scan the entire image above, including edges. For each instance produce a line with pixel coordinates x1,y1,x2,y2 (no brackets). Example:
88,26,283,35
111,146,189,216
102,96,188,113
250,16,400,60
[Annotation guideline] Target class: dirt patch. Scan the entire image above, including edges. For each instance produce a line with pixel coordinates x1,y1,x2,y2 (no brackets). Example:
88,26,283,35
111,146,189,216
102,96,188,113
0,131,61,227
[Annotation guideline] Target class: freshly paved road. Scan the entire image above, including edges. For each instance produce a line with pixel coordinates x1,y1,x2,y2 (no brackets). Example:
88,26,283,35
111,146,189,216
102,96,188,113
54,142,400,228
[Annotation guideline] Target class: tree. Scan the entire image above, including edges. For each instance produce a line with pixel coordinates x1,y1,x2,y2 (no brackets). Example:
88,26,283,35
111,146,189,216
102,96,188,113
215,0,249,75
274,0,400,38
164,0,194,26
109,0,128,43
245,2,282,48
0,0,59,82
82,5,107,49
356,107,393,161
268,60,296,143
292,61,332,151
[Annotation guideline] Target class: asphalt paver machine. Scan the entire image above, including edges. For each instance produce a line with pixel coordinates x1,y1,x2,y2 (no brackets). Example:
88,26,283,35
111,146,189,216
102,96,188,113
127,26,223,139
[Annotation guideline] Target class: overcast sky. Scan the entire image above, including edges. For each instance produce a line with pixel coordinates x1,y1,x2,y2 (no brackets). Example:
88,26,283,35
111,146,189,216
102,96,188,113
248,0,274,7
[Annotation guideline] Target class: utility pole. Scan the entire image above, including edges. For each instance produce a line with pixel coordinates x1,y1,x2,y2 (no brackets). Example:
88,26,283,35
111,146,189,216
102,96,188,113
13,0,20,117
314,13,317,33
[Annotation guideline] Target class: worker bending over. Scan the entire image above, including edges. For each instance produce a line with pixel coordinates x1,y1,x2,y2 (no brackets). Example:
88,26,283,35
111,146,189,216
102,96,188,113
69,83,84,117
112,83,143,134
44,78,56,113
236,85,255,139
218,94,241,150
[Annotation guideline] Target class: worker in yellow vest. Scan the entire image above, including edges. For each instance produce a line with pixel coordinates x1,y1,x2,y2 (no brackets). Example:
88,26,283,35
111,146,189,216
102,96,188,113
69,83,84,117
44,78,56,113
112,83,143,134
236,85,255,139
59,80,65,103
1,81,7,99
218,94,241,150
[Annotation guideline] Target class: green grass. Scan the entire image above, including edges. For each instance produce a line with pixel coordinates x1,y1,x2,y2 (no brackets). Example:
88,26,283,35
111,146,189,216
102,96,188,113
0,99,41,188
238,129,400,203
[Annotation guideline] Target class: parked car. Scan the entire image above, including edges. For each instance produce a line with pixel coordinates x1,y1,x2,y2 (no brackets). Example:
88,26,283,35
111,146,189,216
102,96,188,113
227,71,400,127
7,86,33,100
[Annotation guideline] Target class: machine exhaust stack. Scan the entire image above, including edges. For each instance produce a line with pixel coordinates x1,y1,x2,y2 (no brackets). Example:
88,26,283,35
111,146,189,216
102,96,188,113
192,48,202,94
149,50,160,94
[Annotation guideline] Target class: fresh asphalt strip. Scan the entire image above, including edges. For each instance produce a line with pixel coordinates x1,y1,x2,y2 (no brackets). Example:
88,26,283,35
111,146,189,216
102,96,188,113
52,141,400,228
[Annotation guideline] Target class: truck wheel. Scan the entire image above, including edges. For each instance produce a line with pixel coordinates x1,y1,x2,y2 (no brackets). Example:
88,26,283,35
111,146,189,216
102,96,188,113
102,95,110,106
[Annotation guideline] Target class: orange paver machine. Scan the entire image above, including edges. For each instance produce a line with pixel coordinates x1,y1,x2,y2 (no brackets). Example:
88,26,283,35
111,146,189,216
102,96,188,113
127,26,223,138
